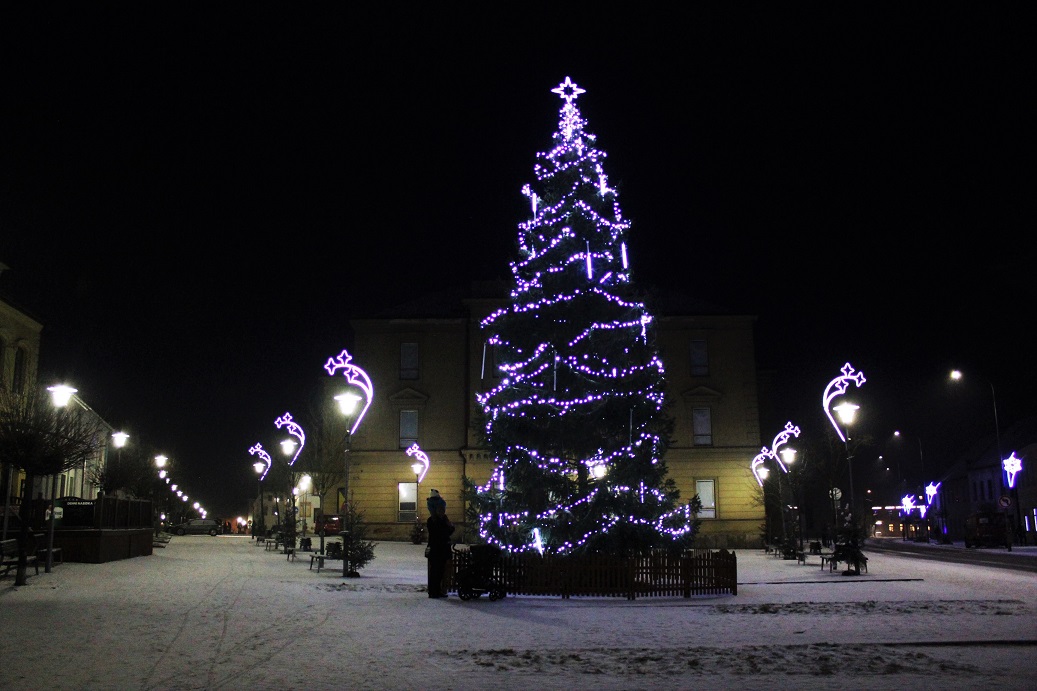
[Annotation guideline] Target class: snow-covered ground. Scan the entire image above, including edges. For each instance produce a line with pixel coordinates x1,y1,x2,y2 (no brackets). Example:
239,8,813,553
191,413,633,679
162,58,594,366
1,536,1034,690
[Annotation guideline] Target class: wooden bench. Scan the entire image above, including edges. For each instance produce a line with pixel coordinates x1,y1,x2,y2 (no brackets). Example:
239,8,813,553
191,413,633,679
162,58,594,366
309,553,342,573
1,538,39,578
819,550,836,571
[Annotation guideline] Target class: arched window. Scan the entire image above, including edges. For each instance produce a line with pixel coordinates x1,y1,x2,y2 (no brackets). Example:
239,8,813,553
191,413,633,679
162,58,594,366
12,347,26,394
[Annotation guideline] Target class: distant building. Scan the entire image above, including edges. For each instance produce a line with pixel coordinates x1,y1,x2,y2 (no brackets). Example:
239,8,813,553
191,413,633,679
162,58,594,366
1,279,43,525
315,283,765,548
936,416,1036,546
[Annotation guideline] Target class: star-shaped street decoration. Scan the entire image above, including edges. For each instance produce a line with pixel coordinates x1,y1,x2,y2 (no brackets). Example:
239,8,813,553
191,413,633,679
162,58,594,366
552,76,586,103
1003,451,1023,488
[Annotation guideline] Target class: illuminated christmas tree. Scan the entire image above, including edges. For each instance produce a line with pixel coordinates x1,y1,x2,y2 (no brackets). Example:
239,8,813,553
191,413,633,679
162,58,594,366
468,77,697,556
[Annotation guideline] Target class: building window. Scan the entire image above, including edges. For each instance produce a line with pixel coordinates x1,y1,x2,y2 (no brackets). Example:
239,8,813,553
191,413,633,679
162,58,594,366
399,409,418,449
482,342,503,380
696,479,716,519
400,342,419,380
12,347,26,394
398,481,417,522
689,339,708,376
692,407,712,446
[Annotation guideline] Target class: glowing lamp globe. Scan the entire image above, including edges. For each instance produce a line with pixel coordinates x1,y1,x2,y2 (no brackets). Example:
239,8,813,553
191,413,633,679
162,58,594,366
47,384,77,407
335,392,362,416
833,402,859,426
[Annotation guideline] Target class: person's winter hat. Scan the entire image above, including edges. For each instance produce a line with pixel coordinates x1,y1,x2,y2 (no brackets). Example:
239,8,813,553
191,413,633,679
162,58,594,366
427,489,446,514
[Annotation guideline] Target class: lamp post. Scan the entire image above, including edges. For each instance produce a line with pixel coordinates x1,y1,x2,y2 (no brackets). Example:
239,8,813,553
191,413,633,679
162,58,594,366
253,461,265,539
280,438,298,554
893,431,926,540
46,383,77,573
750,422,800,555
833,401,859,521
326,349,373,578
153,454,166,536
249,443,272,538
111,431,129,498
275,411,306,550
825,363,866,529
949,369,1019,542
779,447,802,551
412,461,424,521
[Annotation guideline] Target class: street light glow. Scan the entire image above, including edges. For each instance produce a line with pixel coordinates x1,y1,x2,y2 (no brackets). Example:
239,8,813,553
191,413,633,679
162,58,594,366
833,402,859,426
334,392,361,416
112,431,129,448
47,384,77,407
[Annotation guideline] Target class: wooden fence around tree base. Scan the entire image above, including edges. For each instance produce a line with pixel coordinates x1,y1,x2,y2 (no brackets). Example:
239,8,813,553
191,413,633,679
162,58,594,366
449,548,737,599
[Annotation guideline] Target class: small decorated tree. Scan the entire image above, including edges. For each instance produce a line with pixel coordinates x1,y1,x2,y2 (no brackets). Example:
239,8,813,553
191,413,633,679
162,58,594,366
340,500,376,577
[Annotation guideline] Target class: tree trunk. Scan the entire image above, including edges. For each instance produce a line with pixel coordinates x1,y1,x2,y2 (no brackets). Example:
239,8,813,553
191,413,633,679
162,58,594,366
15,471,35,586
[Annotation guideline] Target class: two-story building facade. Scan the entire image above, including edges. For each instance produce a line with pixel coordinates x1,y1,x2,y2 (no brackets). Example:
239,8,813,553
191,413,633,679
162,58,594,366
320,283,765,548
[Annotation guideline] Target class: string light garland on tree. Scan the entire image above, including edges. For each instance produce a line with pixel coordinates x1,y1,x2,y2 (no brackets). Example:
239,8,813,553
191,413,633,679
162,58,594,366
468,77,698,556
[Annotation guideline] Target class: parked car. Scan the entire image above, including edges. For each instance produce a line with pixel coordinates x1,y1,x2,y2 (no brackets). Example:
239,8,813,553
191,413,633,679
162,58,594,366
172,519,222,536
314,514,345,536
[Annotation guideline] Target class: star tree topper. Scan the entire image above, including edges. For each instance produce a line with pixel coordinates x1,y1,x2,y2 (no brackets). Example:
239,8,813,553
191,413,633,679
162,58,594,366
551,76,586,103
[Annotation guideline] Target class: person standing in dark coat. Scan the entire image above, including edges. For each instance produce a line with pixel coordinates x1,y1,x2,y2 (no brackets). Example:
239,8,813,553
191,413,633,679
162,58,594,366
426,504,454,598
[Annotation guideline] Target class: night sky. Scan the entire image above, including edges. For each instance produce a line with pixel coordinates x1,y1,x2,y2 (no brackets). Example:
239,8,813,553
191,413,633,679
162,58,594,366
2,5,1033,517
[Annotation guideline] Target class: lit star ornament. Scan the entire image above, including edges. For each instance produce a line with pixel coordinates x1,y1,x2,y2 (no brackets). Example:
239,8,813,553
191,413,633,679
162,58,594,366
822,362,866,442
551,76,586,103
406,443,430,483
1003,452,1022,488
274,412,306,466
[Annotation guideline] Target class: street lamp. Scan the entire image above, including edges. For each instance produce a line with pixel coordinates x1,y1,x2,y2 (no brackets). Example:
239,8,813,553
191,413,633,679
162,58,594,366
833,401,860,520
249,443,272,538
893,430,927,539
749,422,800,555
412,461,424,521
325,349,373,578
779,446,804,551
949,369,1019,541
949,365,995,462
334,392,362,504
280,438,298,554
821,363,865,544
45,383,77,573
253,461,266,539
